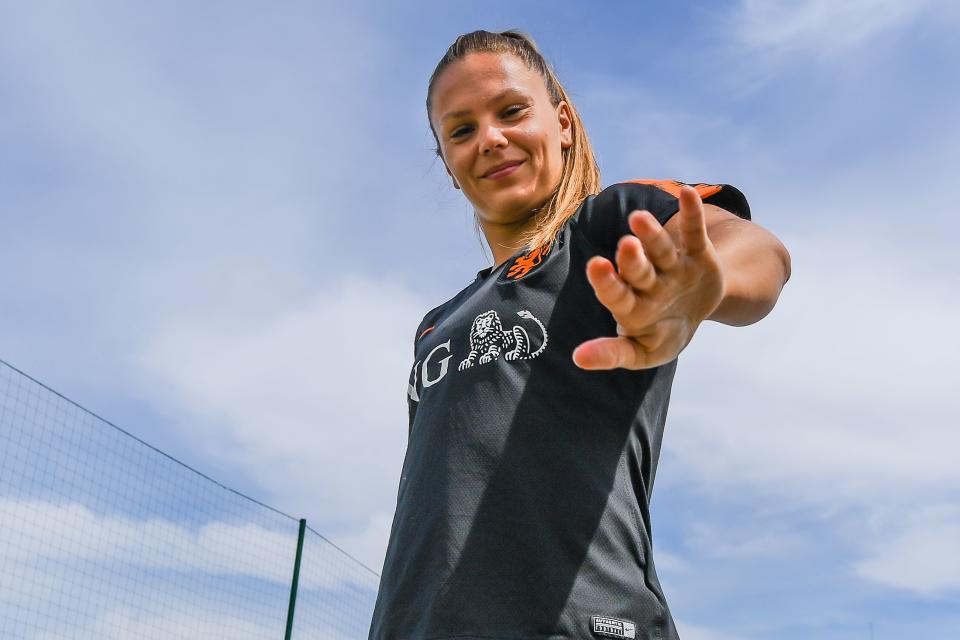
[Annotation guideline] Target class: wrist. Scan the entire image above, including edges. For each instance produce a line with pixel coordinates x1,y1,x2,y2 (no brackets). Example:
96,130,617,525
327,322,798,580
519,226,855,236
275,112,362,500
703,262,728,323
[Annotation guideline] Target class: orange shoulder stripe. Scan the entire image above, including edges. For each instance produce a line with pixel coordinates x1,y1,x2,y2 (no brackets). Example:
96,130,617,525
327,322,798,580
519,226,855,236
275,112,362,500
623,179,722,200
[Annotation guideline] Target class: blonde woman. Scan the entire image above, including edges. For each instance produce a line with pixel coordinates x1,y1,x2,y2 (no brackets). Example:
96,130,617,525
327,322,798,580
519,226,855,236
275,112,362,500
369,29,791,640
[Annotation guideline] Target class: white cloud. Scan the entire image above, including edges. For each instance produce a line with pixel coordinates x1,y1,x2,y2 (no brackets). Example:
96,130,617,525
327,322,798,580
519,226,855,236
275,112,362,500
319,509,395,576
685,519,808,560
662,220,960,597
732,0,949,59
0,497,373,590
855,502,960,595
0,496,378,638
31,609,280,640
136,275,425,570
670,224,960,507
26,604,359,640
653,548,691,574
675,619,745,640
0,0,399,396
0,1,436,576
713,0,960,96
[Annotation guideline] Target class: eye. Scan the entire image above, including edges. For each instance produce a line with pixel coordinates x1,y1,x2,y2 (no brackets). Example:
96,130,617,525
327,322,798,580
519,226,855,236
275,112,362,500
448,104,526,140
450,125,472,139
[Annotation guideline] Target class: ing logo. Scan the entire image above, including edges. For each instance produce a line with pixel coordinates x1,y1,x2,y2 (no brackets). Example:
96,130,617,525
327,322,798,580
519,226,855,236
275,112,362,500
407,308,548,402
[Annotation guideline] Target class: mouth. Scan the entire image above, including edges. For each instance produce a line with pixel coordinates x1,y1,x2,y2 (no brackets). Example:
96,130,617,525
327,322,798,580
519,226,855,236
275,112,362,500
482,160,524,179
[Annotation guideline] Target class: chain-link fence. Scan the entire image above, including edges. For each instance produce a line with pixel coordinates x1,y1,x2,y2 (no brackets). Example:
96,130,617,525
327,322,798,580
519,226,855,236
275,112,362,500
0,358,380,639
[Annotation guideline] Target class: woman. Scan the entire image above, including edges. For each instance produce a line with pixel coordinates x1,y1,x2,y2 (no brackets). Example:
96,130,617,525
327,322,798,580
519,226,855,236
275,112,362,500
369,30,790,640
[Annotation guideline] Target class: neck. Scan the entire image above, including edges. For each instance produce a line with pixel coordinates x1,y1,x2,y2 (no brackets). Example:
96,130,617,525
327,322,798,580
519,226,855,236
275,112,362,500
479,214,539,268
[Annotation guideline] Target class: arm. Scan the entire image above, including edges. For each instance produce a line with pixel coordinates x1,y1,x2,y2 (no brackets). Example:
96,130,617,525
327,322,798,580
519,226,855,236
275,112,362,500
665,203,791,327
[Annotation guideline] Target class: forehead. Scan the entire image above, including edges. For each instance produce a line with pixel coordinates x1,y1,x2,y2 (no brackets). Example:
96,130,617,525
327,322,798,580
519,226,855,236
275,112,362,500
431,52,549,125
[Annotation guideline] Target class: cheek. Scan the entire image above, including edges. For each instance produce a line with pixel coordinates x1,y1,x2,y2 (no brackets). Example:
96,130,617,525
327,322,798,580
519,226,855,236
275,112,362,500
447,151,472,182
522,123,557,160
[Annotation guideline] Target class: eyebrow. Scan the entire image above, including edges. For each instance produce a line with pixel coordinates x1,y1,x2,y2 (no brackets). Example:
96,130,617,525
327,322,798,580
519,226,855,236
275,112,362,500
438,88,530,124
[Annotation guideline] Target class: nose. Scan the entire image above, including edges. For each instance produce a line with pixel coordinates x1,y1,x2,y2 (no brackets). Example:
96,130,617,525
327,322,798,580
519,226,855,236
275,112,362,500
479,123,508,155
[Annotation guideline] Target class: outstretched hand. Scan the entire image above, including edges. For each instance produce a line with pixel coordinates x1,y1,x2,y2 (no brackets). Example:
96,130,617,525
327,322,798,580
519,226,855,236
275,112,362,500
572,185,725,370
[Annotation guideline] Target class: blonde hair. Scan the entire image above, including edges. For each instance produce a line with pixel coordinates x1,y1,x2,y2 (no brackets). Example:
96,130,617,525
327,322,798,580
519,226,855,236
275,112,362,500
426,29,602,255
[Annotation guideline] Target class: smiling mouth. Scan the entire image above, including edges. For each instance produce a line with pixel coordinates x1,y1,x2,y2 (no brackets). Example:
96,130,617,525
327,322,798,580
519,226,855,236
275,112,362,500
483,161,524,180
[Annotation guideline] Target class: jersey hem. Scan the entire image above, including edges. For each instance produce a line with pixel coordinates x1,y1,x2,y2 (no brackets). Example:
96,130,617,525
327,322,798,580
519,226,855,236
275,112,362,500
421,634,570,640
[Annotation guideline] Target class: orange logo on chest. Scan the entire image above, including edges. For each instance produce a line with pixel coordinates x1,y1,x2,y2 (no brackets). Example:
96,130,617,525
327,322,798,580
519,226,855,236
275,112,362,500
506,243,552,280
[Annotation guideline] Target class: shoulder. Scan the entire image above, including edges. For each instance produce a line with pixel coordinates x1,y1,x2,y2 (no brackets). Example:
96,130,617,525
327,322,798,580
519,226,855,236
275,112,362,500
410,278,482,346
572,179,751,253
592,179,750,221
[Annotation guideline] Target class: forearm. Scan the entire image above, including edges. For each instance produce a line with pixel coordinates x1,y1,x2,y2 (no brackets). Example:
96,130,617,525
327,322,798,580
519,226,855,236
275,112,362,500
706,219,791,326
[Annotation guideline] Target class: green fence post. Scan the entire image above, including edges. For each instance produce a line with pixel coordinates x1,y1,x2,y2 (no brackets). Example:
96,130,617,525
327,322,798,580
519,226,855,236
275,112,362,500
285,518,307,640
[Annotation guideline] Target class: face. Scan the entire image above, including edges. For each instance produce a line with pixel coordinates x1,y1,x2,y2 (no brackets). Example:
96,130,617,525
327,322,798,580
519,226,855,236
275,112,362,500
429,52,573,226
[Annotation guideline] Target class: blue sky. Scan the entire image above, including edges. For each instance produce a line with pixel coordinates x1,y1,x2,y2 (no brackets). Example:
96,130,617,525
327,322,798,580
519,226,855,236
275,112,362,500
1,1,959,638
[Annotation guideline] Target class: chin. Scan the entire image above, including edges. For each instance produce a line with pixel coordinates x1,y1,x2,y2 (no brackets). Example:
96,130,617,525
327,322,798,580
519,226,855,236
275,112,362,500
481,188,547,221
481,201,536,225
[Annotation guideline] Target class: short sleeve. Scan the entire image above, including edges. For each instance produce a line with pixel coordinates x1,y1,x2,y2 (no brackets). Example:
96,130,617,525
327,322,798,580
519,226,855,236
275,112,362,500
572,179,751,256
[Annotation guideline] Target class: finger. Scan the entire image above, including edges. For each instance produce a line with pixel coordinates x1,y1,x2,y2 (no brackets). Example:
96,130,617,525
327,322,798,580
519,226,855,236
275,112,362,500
627,210,679,271
585,255,638,319
615,234,657,292
572,336,651,370
678,184,709,255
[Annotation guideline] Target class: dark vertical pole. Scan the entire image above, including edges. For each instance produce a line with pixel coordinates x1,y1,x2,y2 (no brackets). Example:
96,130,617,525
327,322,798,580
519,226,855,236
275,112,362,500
285,518,307,640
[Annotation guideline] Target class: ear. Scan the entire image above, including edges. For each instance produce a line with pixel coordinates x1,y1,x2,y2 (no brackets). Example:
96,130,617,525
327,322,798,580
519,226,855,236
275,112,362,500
557,101,573,150
444,162,461,190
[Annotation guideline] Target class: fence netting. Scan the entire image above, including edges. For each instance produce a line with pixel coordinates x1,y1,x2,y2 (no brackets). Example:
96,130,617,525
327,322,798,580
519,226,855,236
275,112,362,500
0,359,379,639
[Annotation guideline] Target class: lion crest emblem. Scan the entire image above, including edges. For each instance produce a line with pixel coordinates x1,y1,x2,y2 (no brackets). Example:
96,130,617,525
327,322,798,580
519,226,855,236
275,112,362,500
458,309,548,370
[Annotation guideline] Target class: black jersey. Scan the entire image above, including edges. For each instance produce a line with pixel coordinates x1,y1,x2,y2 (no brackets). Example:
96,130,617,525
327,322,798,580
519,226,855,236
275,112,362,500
369,180,751,640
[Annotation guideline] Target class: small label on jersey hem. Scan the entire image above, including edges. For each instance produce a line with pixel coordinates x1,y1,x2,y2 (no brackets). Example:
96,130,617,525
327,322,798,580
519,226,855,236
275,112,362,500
591,615,636,639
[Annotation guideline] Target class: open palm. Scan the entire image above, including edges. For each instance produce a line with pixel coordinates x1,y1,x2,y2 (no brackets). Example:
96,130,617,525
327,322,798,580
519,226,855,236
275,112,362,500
573,185,725,370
